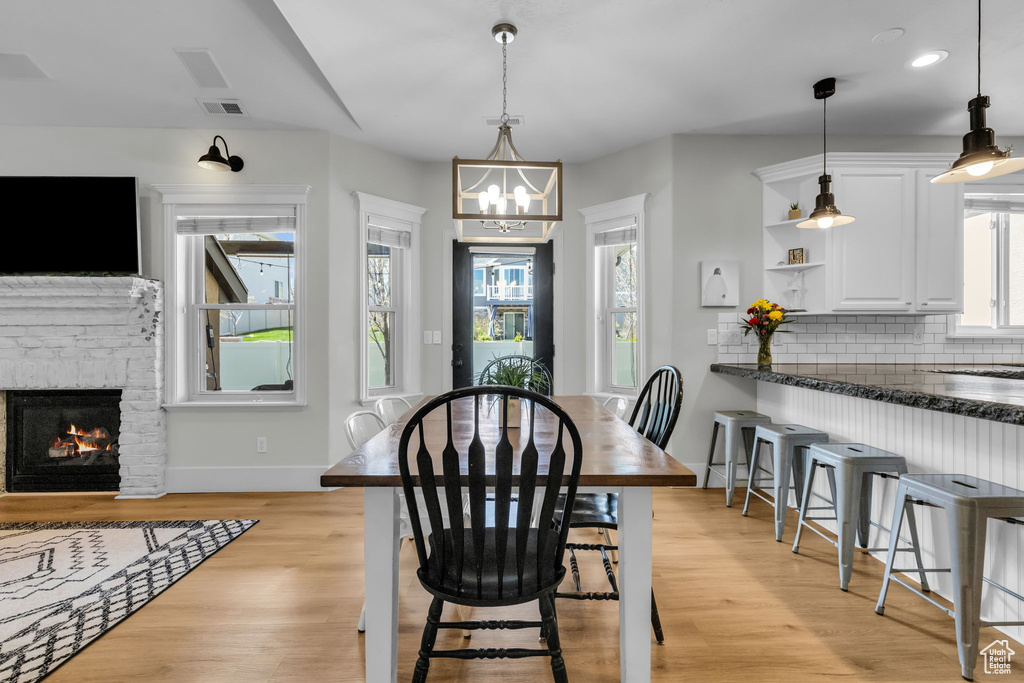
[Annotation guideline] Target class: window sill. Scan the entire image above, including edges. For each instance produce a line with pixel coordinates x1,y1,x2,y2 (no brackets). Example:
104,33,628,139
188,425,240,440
162,401,308,412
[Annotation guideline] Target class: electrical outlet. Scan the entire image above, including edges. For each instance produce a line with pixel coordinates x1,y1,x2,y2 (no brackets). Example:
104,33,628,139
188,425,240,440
423,331,432,345
256,436,267,453
433,330,442,344
913,326,924,345
707,329,718,345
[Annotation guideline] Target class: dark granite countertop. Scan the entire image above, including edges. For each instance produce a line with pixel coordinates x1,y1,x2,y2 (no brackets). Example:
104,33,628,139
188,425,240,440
709,363,1024,426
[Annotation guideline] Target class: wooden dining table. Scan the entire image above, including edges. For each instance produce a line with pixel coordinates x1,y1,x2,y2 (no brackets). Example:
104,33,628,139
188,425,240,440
321,395,696,682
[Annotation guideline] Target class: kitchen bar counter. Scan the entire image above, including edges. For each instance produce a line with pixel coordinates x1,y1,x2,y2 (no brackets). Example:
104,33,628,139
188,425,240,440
710,363,1024,426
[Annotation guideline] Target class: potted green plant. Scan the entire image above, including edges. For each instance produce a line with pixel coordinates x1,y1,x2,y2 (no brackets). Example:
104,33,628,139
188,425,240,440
788,202,802,220
478,358,549,428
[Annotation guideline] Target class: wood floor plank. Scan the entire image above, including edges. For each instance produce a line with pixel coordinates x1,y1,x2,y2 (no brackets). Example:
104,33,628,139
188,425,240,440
0,487,1017,681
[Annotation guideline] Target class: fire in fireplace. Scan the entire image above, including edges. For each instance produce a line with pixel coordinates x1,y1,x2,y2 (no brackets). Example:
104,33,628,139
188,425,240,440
6,390,121,492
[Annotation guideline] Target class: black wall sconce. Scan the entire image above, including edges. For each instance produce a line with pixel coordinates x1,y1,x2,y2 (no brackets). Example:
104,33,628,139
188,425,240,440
197,135,244,172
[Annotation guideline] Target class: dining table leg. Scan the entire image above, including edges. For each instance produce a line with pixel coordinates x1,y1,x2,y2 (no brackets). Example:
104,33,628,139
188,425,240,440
364,486,400,683
618,485,653,682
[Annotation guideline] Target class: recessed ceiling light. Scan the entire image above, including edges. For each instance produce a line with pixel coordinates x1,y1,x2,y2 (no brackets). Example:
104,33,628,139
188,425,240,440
911,50,949,68
871,28,905,44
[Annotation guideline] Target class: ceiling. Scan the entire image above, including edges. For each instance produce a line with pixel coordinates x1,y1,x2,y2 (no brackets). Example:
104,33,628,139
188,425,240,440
3,0,1024,162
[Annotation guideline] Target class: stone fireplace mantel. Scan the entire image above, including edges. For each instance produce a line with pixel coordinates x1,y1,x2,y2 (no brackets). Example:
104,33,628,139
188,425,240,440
0,276,165,498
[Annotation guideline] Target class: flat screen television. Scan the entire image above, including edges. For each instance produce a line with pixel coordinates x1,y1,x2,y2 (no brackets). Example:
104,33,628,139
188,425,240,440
0,176,141,275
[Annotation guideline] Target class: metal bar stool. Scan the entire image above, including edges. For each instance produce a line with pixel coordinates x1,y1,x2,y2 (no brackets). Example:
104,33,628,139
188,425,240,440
703,410,771,507
742,424,829,541
874,474,1024,681
792,443,930,592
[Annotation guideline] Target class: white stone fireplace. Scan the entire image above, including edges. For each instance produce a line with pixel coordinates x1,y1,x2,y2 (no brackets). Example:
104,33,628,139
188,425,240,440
0,277,165,498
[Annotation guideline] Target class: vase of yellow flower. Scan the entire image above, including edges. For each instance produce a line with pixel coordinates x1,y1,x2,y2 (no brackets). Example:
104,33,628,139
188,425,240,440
740,298,791,370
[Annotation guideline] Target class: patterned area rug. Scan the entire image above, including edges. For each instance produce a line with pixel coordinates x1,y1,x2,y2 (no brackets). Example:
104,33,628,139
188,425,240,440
0,519,257,682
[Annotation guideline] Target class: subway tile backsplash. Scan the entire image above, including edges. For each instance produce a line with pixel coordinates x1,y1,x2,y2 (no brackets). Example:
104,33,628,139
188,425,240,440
715,313,1024,365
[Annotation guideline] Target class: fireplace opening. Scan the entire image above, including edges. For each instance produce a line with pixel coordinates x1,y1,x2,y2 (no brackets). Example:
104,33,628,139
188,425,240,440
6,389,121,492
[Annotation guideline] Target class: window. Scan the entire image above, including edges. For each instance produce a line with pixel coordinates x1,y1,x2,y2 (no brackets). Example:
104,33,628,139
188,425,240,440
957,193,1024,336
581,194,648,396
157,184,309,407
357,192,426,403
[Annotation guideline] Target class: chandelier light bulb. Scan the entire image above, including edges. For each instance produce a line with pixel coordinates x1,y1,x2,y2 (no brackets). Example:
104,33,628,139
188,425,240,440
497,196,508,214
966,160,995,176
487,184,500,203
817,216,835,229
477,191,489,212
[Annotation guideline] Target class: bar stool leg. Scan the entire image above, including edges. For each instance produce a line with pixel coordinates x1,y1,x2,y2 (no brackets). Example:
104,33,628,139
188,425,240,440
791,445,808,512
772,441,789,541
834,462,864,591
723,424,739,507
792,455,818,554
742,437,763,517
702,422,720,489
874,482,910,616
902,502,930,593
948,507,988,682
857,472,874,549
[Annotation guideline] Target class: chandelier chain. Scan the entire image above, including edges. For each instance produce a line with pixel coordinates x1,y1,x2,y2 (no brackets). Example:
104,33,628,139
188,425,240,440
501,33,509,124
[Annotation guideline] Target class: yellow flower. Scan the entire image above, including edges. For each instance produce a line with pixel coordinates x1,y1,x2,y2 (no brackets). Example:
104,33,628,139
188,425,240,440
752,298,770,311
768,310,784,321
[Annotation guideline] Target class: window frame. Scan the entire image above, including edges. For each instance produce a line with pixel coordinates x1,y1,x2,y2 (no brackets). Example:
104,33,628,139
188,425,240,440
581,194,648,398
952,187,1024,338
157,184,309,409
356,192,426,405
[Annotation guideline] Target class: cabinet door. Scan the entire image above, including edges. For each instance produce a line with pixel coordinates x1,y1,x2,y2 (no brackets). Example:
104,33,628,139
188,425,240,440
830,168,915,312
915,169,964,312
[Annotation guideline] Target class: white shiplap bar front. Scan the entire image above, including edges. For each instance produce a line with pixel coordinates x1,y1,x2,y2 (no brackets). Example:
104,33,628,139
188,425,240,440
758,382,1023,643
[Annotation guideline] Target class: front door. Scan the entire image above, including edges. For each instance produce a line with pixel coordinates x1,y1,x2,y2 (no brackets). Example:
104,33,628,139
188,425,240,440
452,241,553,389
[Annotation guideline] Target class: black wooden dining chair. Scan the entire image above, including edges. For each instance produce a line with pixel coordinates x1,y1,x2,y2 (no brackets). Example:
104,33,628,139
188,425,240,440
398,385,583,683
557,365,683,644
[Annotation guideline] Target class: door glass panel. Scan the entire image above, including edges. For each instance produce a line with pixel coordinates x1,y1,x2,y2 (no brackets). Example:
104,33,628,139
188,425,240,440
471,253,535,381
1008,214,1024,326
961,212,992,327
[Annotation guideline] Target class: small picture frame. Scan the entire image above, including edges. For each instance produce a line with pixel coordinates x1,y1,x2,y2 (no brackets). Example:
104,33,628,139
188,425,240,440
788,248,806,265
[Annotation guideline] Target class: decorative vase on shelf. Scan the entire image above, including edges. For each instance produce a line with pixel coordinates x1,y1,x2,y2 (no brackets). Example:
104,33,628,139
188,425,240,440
740,298,791,371
757,336,773,370
788,207,802,220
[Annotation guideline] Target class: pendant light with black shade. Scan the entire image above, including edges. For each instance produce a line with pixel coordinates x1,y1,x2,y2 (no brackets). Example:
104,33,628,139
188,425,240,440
797,78,855,229
932,0,1024,184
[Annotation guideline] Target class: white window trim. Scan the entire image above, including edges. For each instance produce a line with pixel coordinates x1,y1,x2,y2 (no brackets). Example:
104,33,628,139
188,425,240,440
951,185,1024,339
581,194,648,398
156,184,310,409
356,192,426,405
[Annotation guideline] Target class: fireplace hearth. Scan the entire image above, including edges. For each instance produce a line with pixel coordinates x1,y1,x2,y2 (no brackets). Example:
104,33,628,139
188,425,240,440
5,390,122,492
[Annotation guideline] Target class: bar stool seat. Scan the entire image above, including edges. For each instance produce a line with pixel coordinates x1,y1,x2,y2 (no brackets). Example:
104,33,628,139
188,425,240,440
742,424,829,541
703,410,771,507
792,443,930,592
875,473,1024,681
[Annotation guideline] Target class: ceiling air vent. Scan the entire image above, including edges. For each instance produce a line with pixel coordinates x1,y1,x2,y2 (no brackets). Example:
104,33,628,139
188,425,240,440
196,98,248,117
483,115,524,126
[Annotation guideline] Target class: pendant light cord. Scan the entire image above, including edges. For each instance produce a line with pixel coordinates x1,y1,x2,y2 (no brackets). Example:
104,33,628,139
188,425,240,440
822,95,827,176
977,0,982,97
501,34,509,124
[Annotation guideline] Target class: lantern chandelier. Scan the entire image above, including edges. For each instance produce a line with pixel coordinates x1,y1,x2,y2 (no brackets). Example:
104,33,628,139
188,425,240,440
452,23,562,242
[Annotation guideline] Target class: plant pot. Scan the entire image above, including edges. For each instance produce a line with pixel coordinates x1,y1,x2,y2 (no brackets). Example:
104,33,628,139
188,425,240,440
788,209,802,220
500,397,521,429
757,336,773,370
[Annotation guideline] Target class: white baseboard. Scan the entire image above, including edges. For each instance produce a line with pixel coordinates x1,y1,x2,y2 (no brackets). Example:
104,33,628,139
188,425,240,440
165,466,331,493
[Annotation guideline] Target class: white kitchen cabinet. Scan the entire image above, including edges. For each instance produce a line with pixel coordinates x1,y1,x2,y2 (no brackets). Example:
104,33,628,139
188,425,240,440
915,168,964,312
829,168,915,312
755,153,964,315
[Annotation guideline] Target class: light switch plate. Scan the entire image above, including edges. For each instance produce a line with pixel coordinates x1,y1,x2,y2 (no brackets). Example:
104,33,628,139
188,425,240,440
707,329,718,345
433,331,442,344
423,331,432,345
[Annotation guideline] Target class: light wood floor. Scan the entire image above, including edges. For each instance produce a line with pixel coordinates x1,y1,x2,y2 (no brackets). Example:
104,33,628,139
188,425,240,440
0,487,1017,682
